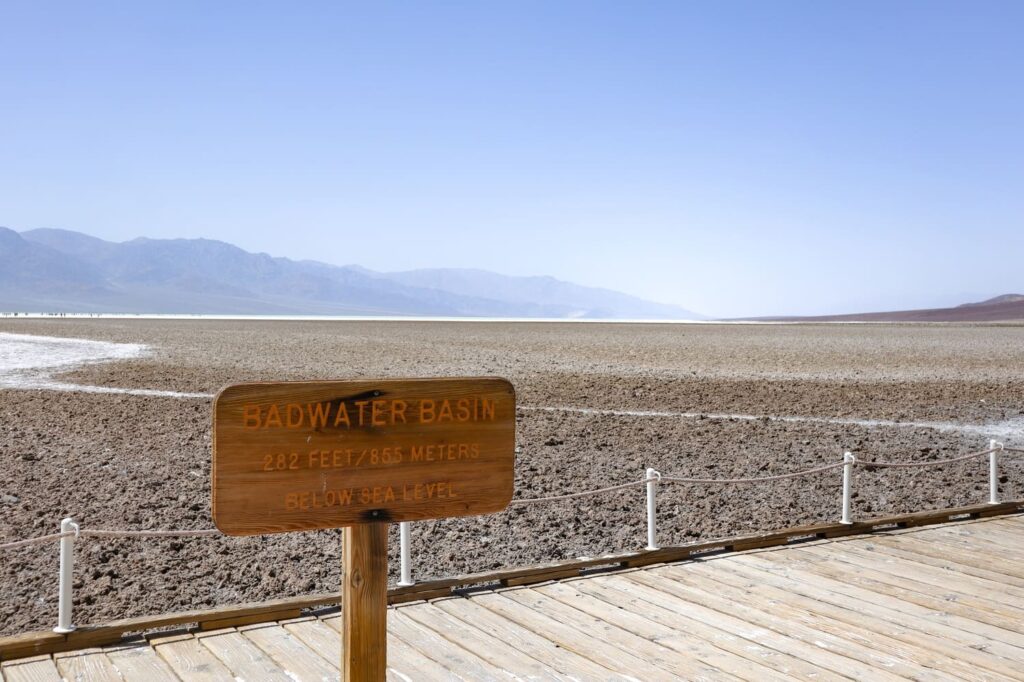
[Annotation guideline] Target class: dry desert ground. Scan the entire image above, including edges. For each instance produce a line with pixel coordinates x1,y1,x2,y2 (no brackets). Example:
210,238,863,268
2,318,1023,635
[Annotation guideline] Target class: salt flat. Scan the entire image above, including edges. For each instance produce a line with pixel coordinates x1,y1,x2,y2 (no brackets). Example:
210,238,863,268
1,318,1022,634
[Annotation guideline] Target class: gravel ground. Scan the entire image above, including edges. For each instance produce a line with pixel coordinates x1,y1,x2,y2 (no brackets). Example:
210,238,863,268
2,318,1023,635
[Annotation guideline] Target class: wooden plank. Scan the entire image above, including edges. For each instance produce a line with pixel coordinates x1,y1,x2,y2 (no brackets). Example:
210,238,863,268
150,634,235,682
198,629,294,682
53,648,123,682
4,509,1023,665
683,557,1011,682
862,534,1024,586
704,552,1015,679
537,579,802,681
400,602,567,679
729,551,1024,671
949,523,1024,551
319,614,460,682
926,526,1024,559
0,655,62,682
103,642,179,681
986,516,1024,531
388,587,453,605
571,575,845,681
343,522,388,681
0,633,67,663
806,542,1024,610
781,547,1024,639
903,531,1024,571
622,570,907,681
431,596,624,681
387,609,504,680
661,562,964,681
472,590,718,681
284,617,431,682
500,567,581,587
35,592,340,654
200,608,302,631
213,378,516,534
502,583,741,680
5,506,1021,665
242,623,340,681
281,619,341,666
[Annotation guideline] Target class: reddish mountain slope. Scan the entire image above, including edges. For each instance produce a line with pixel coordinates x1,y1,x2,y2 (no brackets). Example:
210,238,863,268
763,295,1024,322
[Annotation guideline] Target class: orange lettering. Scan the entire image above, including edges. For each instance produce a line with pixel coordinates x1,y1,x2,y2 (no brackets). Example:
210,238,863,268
420,399,436,423
286,403,303,428
264,404,283,428
307,402,330,428
333,402,351,427
243,405,261,429
371,400,387,426
355,400,369,425
391,399,407,424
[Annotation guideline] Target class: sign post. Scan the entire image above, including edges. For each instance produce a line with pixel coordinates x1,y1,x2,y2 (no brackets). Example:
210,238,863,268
212,378,516,680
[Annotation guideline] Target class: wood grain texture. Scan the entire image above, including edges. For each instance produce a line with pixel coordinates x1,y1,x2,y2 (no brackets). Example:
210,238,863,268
3,515,1023,680
3,503,1020,664
343,523,388,682
103,642,180,682
213,377,516,534
0,655,62,682
151,635,236,682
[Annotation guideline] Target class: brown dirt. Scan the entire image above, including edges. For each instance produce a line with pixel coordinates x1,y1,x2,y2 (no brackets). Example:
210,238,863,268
2,318,1023,635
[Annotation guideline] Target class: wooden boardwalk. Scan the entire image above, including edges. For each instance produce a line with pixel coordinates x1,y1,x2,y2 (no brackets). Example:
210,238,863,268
3,514,1023,681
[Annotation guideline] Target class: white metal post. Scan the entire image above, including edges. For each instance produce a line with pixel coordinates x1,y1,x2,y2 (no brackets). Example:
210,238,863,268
645,468,658,550
989,439,999,505
841,452,854,524
398,521,413,586
54,517,76,633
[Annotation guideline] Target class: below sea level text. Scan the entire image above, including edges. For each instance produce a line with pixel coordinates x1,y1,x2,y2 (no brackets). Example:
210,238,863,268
284,481,459,510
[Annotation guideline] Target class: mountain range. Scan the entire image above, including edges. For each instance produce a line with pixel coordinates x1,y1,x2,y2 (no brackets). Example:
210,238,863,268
758,294,1024,323
0,227,703,319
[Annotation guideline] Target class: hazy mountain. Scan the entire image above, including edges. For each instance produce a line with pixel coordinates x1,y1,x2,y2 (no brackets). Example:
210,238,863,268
753,294,1024,322
0,228,107,292
959,294,1024,308
0,227,702,319
384,268,692,319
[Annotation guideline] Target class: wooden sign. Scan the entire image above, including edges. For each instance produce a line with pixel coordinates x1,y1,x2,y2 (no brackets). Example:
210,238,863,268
212,377,516,535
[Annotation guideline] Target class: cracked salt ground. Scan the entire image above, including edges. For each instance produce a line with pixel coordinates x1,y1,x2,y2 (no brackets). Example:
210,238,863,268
2,332,1020,444
1,321,1022,634
0,333,209,398
522,406,1024,445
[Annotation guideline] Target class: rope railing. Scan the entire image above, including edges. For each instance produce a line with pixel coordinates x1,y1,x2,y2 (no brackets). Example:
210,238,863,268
80,528,220,539
856,445,998,469
2,439,1020,633
659,461,846,485
508,480,647,505
0,528,221,552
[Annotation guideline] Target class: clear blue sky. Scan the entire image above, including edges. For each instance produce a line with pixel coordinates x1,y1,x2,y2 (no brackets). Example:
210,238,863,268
1,1,1021,317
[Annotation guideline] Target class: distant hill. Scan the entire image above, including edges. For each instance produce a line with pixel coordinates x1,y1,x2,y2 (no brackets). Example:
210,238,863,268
959,294,1024,308
0,227,703,319
756,294,1024,322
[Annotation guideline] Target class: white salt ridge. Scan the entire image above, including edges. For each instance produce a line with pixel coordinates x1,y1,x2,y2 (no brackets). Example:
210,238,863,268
520,406,1024,444
0,332,210,399
1,332,1020,443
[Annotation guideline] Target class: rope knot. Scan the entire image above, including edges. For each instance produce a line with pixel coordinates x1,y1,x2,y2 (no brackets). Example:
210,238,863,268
647,469,662,482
